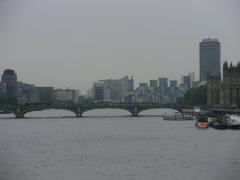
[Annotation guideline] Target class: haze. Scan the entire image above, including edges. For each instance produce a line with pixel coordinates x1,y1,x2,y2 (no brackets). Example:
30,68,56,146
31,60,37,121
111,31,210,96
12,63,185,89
1,0,240,93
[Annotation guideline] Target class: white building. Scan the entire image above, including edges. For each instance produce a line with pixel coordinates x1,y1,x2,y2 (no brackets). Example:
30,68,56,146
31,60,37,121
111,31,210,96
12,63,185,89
90,76,134,103
55,89,79,103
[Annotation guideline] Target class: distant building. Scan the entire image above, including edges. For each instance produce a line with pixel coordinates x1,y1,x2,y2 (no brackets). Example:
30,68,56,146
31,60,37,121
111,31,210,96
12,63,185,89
169,80,178,88
90,76,134,103
158,78,168,90
1,69,17,98
221,62,240,106
149,80,158,88
36,87,55,102
207,77,221,106
189,72,195,88
207,62,240,106
17,82,39,104
104,76,134,102
55,89,79,103
91,81,105,101
0,82,7,97
138,83,147,88
200,38,221,81
182,75,191,89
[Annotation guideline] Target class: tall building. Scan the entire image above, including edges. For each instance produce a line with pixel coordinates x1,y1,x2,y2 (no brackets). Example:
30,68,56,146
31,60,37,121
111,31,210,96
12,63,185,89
158,78,168,89
90,76,134,103
1,69,17,98
0,82,7,97
207,62,240,106
200,38,221,81
169,80,178,88
92,81,105,101
149,80,158,88
17,82,39,104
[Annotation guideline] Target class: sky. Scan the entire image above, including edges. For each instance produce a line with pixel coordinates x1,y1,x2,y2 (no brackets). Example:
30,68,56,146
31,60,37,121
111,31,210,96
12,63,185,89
1,0,240,93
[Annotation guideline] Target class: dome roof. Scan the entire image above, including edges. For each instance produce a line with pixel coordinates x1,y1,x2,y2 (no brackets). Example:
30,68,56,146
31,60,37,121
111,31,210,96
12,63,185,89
3,69,16,75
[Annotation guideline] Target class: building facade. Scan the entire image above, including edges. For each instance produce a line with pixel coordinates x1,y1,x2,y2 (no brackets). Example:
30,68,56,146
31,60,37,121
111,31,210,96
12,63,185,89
200,38,221,81
0,82,7,97
17,82,39,104
36,87,55,103
90,76,134,103
1,69,18,98
207,62,240,106
55,89,79,103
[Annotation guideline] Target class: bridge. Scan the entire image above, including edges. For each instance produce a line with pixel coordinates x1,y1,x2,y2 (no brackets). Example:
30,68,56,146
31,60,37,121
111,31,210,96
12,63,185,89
0,102,239,118
0,102,191,118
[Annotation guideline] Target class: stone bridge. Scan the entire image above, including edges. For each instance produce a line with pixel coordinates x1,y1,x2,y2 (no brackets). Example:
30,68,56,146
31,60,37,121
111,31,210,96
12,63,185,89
0,102,189,118
1,102,239,118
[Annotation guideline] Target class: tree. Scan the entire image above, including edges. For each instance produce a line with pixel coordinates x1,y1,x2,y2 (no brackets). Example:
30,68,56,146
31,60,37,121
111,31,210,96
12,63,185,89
182,85,207,105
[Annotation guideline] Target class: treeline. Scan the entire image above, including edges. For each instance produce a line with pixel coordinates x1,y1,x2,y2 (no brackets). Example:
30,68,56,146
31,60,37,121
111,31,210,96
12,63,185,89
177,85,207,106
0,97,18,106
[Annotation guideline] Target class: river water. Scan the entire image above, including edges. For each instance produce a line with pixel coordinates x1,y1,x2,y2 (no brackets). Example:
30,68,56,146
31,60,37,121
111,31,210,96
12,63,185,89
0,109,240,180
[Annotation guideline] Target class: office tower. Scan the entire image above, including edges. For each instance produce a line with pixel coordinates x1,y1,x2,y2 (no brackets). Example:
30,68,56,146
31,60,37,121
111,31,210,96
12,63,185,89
92,81,105,101
1,69,17,98
169,80,178,88
158,78,168,89
200,38,221,81
149,80,158,88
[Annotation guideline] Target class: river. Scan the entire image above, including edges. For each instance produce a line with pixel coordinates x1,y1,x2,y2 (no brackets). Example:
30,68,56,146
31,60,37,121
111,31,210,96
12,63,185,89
0,109,240,180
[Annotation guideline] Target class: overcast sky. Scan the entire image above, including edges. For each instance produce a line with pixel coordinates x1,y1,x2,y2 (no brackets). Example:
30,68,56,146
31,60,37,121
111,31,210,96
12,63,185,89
1,0,240,93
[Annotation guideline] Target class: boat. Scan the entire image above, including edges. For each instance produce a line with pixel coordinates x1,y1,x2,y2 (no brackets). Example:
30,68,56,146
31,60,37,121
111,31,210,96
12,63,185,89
163,112,196,121
209,118,228,130
195,113,208,128
225,114,240,130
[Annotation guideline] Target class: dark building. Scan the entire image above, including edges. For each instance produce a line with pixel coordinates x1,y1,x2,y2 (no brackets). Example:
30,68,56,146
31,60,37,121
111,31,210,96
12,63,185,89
149,80,158,88
200,38,221,81
158,78,168,91
169,80,178,88
1,69,18,98
0,82,7,97
93,81,104,101
17,82,39,104
182,75,191,89
36,87,55,102
207,62,240,106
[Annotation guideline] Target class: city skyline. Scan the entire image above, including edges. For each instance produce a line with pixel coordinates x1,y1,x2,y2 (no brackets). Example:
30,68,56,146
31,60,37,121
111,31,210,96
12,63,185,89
1,0,240,93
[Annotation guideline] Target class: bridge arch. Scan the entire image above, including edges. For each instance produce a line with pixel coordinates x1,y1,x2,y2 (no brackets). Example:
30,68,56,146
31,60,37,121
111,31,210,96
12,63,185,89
138,107,183,116
23,108,77,118
81,108,133,117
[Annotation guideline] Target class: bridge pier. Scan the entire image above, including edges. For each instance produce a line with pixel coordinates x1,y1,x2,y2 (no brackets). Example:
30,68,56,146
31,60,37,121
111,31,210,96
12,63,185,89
15,112,24,118
15,107,24,118
131,112,139,117
75,107,82,118
75,112,82,118
131,106,139,117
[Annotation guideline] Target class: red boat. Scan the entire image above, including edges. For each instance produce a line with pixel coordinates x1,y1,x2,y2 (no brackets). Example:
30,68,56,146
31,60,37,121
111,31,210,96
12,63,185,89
195,114,208,128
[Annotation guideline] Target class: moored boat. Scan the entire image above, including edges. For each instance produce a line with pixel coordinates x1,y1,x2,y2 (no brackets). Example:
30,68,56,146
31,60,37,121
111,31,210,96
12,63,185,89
225,114,240,130
195,113,208,128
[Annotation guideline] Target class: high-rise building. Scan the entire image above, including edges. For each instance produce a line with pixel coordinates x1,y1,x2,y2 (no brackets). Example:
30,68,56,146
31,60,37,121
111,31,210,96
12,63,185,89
92,81,105,101
17,82,39,104
169,80,178,88
158,78,168,90
0,82,7,97
200,38,221,81
149,80,158,88
90,76,133,103
1,69,17,98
